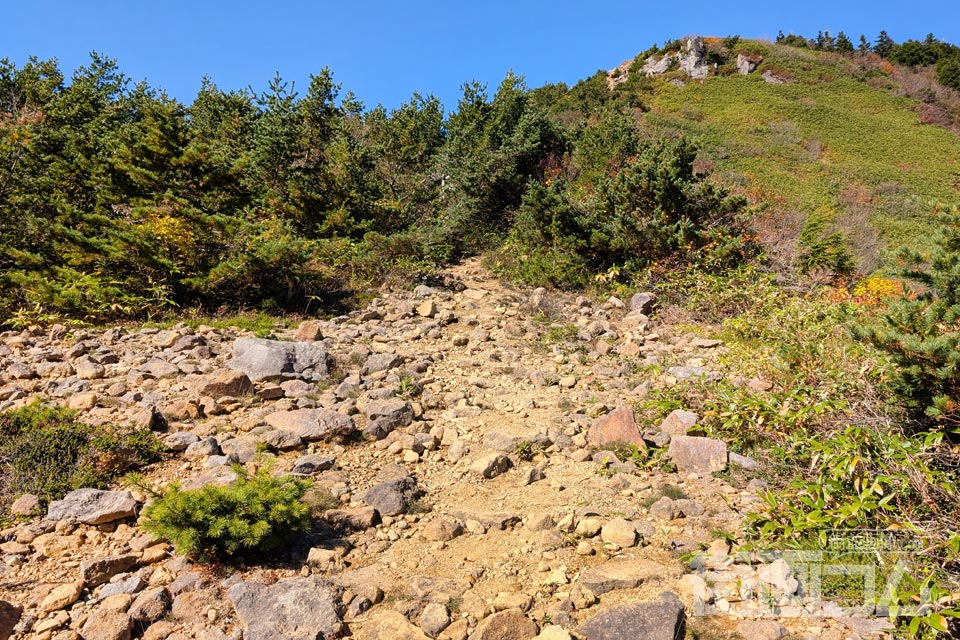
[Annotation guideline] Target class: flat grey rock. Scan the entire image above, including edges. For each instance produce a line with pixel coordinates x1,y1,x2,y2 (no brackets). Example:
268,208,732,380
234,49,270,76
576,592,685,640
228,577,342,640
229,338,331,381
47,489,138,525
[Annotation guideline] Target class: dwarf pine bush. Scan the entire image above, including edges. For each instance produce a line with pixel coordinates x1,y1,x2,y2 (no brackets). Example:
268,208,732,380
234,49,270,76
141,467,312,561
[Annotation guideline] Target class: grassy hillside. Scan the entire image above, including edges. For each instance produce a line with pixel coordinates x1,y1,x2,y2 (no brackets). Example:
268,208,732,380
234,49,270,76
631,43,960,270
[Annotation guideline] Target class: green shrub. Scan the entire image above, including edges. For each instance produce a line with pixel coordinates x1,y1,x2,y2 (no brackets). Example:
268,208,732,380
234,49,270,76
0,402,163,515
141,467,312,561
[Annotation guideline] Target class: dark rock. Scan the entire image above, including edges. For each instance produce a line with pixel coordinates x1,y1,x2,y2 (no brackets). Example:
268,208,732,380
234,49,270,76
364,399,414,432
575,592,685,640
579,559,665,595
470,453,512,479
292,454,336,475
362,477,419,516
227,577,342,640
0,601,20,640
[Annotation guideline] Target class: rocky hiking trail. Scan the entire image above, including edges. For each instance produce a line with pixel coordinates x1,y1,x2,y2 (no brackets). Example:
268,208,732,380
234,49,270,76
0,258,894,640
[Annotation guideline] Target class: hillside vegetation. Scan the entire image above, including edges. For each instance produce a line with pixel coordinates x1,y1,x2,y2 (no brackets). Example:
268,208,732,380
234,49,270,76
2,33,960,324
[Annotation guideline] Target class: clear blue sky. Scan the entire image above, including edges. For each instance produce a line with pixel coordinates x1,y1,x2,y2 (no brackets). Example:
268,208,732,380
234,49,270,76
7,0,960,112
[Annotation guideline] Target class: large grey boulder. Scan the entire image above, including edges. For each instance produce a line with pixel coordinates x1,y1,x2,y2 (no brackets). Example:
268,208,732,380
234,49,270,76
228,338,331,381
227,577,343,640
264,408,355,441
47,489,138,525
575,592,685,640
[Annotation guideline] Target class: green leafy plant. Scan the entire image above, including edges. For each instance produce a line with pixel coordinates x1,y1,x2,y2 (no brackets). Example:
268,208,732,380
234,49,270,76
141,466,312,561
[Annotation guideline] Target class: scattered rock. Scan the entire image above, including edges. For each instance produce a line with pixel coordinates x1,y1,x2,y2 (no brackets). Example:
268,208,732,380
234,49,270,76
470,453,512,479
295,320,324,341
423,518,464,542
757,558,799,596
128,587,172,624
80,610,133,640
729,451,760,470
600,517,638,548
629,292,657,314
659,410,699,435
10,493,40,516
737,53,761,75
358,610,429,640
265,408,356,441
762,70,788,85
362,353,404,375
193,369,253,398
40,581,84,612
81,554,139,587
587,406,644,448
579,559,665,595
736,619,786,640
470,608,538,640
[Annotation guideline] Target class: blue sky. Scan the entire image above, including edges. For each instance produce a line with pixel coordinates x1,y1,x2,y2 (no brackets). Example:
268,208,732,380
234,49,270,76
7,1,960,111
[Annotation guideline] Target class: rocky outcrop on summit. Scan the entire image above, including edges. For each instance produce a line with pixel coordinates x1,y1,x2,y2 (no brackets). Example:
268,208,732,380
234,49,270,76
642,36,709,80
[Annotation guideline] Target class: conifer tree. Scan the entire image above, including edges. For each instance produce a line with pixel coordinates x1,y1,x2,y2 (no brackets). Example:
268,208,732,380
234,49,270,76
859,206,960,427
875,31,895,58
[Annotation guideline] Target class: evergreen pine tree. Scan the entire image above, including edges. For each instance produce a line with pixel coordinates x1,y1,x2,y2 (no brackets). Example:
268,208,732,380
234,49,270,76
859,206,960,427
875,31,895,58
